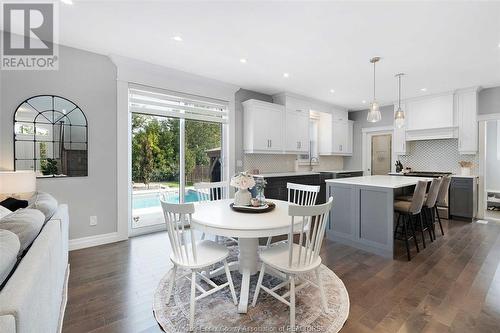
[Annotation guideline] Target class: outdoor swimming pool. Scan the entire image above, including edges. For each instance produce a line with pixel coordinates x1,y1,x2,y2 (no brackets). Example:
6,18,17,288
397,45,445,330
132,190,199,209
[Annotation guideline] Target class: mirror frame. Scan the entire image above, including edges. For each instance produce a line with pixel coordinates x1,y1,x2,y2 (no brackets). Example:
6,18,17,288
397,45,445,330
13,94,88,178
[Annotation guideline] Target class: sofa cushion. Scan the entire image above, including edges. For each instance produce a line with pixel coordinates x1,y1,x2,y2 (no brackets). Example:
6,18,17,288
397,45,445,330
0,209,44,253
29,192,58,223
0,206,11,219
0,230,20,286
0,197,28,211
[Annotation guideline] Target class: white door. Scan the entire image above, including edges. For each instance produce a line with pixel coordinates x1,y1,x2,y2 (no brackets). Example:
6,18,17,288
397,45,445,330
371,134,392,175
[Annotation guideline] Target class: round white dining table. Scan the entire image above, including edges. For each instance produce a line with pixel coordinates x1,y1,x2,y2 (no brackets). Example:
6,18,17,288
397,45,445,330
191,198,299,313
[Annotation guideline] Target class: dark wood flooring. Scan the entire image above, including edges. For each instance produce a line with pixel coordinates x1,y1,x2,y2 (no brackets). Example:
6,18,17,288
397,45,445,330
63,219,500,333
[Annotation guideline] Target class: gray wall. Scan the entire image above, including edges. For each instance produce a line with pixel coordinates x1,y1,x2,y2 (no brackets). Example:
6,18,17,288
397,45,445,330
0,45,118,240
234,88,273,172
479,87,500,115
486,121,500,190
343,105,394,171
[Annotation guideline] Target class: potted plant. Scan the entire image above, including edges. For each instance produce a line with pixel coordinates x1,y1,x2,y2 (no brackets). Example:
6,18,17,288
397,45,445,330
459,161,473,176
230,172,256,206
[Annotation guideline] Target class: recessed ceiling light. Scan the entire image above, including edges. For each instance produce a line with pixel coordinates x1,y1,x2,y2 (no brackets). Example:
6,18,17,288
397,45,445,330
498,43,500,48
362,100,367,104
283,73,290,78
172,36,183,42
330,89,335,93
240,58,247,64
421,88,427,92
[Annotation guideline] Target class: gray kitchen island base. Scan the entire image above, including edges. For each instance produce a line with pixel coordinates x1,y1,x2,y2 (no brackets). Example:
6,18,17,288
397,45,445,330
325,176,432,259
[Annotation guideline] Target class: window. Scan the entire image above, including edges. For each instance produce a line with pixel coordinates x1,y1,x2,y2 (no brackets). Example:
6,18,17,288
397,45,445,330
129,84,227,232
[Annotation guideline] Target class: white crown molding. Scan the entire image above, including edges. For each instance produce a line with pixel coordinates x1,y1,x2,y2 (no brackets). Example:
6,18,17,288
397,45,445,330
362,125,394,133
478,113,500,121
69,232,122,251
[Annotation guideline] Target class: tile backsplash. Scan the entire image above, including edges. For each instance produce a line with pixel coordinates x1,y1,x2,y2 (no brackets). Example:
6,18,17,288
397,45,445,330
243,154,343,174
398,139,479,174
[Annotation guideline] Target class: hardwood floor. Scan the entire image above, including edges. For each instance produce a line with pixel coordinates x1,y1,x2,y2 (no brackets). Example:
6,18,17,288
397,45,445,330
63,219,500,333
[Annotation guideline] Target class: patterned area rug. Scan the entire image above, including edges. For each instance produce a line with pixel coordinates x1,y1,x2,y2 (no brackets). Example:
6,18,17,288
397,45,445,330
153,246,349,332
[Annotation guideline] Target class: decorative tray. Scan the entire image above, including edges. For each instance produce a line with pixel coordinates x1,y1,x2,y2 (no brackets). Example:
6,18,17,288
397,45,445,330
230,201,276,213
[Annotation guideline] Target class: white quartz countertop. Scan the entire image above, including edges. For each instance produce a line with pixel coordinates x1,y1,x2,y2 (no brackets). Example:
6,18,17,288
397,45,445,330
321,170,363,173
254,171,320,178
325,175,433,188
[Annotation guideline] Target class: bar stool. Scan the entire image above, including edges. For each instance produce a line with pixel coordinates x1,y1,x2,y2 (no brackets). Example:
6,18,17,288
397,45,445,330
394,180,427,261
435,176,451,236
422,177,442,241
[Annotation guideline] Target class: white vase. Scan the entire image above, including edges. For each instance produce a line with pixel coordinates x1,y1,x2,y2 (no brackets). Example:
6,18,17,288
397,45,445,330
460,167,471,176
234,188,251,206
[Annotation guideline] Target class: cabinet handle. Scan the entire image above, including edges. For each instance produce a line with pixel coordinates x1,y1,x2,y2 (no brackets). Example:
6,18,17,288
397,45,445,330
340,144,343,151
270,140,272,148
267,140,270,148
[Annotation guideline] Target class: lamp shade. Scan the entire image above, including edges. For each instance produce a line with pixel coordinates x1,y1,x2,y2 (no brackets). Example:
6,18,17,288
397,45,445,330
0,171,36,197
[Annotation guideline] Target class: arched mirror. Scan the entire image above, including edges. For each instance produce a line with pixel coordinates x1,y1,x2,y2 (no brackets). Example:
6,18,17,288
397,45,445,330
14,95,88,177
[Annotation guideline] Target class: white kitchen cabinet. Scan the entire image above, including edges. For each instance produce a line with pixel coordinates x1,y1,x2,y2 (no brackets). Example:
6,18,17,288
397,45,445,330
393,104,407,155
406,93,455,131
455,88,478,154
346,120,354,155
273,93,310,154
242,99,284,153
285,109,310,153
318,110,352,156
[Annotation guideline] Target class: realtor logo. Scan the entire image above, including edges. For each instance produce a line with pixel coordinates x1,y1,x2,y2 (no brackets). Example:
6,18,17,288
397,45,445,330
1,1,59,70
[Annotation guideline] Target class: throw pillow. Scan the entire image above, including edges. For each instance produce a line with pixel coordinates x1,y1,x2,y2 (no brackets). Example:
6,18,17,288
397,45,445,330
0,197,29,211
29,192,58,223
0,206,12,219
0,208,44,253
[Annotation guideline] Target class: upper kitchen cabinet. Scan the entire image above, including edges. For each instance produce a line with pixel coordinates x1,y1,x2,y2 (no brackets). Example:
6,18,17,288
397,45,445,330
455,88,479,154
273,93,310,154
318,108,352,156
242,99,284,153
393,104,407,154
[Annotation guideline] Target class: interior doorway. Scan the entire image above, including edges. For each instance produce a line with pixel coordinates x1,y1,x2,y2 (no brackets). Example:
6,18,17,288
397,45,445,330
362,127,394,176
371,134,392,175
483,120,500,222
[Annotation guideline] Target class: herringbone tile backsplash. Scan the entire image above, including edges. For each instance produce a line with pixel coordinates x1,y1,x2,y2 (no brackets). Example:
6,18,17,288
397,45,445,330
398,139,478,174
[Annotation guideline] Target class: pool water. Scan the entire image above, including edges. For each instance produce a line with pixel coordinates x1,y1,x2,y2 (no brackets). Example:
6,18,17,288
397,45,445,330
133,190,199,209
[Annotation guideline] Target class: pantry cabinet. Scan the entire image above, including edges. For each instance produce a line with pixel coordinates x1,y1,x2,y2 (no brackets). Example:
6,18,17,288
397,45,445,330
273,94,310,154
455,88,478,154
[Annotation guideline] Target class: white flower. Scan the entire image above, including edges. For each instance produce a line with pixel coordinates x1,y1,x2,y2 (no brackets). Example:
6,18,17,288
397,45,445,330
230,172,255,190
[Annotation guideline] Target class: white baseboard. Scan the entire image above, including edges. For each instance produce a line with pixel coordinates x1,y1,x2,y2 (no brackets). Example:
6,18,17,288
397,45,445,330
69,232,124,251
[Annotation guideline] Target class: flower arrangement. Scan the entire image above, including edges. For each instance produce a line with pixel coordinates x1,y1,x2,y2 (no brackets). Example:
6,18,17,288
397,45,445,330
230,172,256,190
254,177,267,192
458,161,473,168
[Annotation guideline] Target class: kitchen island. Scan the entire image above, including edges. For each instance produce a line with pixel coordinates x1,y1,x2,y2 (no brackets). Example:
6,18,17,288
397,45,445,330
325,175,432,258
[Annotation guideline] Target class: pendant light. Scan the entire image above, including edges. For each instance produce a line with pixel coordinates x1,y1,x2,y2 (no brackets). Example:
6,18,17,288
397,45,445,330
367,57,382,123
394,73,405,128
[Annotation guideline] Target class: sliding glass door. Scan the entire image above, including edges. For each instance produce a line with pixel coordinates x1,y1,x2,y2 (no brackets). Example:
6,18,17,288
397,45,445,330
129,85,227,234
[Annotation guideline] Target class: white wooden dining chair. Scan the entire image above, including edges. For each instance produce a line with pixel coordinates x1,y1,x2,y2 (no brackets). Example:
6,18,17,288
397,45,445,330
160,200,238,331
266,182,320,247
252,197,333,329
194,181,237,243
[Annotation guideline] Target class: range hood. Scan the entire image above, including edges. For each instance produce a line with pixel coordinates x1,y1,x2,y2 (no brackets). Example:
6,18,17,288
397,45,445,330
405,126,458,141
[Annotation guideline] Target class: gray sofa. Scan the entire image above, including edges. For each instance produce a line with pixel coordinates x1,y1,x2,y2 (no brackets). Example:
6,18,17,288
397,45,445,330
0,204,69,333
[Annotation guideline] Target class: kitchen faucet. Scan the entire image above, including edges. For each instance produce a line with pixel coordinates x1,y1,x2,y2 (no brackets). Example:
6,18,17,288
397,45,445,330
309,156,319,171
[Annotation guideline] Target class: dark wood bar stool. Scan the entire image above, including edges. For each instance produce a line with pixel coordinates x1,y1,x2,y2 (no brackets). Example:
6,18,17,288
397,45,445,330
422,177,443,241
394,180,427,261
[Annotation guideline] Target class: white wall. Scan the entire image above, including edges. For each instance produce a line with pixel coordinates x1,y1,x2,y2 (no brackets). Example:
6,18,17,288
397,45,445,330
1,45,118,240
486,120,500,191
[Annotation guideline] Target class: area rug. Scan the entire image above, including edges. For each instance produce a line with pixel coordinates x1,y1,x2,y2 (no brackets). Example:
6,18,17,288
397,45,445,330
153,246,350,332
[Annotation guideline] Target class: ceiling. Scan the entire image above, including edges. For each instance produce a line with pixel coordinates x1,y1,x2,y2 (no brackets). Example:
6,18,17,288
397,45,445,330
57,1,500,110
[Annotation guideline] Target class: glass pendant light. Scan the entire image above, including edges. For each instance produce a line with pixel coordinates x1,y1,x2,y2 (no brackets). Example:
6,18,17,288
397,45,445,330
394,73,405,128
367,57,382,123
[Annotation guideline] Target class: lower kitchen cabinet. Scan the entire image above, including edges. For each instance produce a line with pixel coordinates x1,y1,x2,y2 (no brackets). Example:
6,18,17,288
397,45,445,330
449,176,478,221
